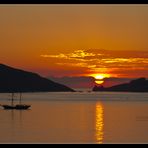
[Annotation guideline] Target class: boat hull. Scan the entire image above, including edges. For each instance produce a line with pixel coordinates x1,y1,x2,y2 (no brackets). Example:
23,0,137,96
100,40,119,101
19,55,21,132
2,105,31,110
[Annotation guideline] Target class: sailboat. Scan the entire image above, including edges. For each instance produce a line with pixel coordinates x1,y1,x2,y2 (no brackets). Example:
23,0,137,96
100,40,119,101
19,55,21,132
1,93,31,110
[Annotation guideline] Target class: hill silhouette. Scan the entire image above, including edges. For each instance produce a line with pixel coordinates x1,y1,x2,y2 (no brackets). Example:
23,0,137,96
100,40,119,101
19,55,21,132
93,78,148,92
0,64,75,92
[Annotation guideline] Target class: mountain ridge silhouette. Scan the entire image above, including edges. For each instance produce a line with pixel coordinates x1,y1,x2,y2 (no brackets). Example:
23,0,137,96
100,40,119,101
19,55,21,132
0,63,75,92
93,77,148,92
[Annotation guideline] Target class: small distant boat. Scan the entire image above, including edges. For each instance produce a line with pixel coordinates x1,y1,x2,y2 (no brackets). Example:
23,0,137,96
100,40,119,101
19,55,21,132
1,93,31,110
2,104,31,110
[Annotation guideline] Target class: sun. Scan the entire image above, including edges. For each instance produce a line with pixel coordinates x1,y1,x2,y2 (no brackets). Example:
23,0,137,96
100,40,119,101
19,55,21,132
95,80,104,85
90,74,110,85
95,75,105,80
92,74,110,80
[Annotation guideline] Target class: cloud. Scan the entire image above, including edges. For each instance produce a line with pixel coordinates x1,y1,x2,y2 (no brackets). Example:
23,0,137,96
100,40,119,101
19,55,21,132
41,54,67,58
41,49,97,61
69,50,96,58
56,62,97,68
41,49,148,77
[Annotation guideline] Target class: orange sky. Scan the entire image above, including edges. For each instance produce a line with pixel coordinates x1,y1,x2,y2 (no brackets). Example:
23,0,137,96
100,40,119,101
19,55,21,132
0,4,148,79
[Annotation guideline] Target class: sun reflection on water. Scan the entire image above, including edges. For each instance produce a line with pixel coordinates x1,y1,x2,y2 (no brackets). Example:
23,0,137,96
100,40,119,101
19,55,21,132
96,102,104,144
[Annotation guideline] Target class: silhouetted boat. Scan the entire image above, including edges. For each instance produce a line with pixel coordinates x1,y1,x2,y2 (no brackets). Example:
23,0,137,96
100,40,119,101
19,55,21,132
2,104,31,110
1,93,31,110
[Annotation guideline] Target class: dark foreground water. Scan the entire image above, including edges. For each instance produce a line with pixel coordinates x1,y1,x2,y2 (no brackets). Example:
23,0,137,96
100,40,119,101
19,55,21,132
0,92,148,144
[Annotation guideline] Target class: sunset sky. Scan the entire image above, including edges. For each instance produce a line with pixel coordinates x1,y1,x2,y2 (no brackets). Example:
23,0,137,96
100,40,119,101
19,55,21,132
0,4,148,87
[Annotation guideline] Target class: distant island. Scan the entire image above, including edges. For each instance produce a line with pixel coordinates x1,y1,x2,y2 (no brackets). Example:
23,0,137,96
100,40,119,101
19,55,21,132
0,64,75,93
93,78,148,92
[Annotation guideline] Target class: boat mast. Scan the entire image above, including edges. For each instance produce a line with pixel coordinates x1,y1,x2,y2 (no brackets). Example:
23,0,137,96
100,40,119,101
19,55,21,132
20,93,22,105
11,93,14,106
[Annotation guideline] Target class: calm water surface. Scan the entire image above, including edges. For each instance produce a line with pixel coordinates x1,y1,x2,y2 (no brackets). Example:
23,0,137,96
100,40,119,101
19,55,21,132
0,92,148,144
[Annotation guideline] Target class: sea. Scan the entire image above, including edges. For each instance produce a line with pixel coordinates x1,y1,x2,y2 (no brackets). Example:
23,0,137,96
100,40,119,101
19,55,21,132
0,91,148,144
